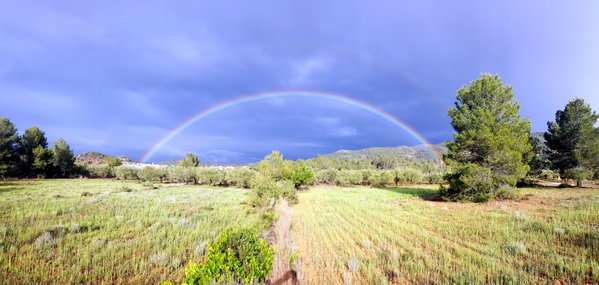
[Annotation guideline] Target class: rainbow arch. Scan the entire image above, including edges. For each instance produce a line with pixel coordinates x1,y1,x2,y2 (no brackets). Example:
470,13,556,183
142,90,439,162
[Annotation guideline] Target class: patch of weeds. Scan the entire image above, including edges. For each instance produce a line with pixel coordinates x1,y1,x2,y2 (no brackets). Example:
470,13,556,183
194,241,208,257
35,232,56,247
81,191,92,197
342,271,353,285
177,218,195,229
504,241,527,255
554,227,566,235
360,239,372,249
92,238,108,247
347,258,360,272
149,253,169,267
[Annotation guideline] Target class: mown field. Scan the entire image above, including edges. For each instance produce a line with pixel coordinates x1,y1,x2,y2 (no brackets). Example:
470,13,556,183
0,180,264,284
292,186,599,284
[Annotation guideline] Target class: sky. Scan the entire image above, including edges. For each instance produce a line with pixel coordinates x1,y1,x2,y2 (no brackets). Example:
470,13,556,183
1,1,598,163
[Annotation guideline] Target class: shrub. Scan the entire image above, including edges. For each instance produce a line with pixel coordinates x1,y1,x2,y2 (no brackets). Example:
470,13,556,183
138,166,165,182
372,170,393,187
401,169,423,184
196,168,226,186
564,168,593,188
361,169,376,186
250,175,297,206
440,164,494,202
113,166,139,180
88,164,114,178
336,170,363,187
102,156,122,167
314,169,338,185
290,163,314,189
168,167,197,184
181,228,274,285
225,167,257,188
424,172,442,184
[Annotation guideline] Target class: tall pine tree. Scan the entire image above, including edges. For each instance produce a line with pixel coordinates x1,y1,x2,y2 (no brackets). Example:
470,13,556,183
545,98,599,182
0,118,19,178
442,74,532,201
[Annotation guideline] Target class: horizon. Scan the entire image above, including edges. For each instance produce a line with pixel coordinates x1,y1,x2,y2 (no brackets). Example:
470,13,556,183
1,1,598,163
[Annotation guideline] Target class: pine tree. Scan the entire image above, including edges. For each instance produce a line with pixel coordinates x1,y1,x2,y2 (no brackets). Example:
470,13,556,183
0,118,19,178
545,98,599,182
178,153,200,168
19,126,50,177
51,138,75,178
442,74,532,201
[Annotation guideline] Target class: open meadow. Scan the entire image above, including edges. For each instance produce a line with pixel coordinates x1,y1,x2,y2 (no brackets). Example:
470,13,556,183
0,180,265,284
292,186,599,284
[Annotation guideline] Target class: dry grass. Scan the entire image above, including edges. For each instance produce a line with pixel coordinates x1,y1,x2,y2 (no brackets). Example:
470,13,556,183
292,185,599,284
0,180,262,284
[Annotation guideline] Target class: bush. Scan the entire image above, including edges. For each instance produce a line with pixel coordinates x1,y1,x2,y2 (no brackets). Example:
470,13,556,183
361,169,376,186
424,172,442,184
196,168,226,186
88,164,114,178
250,175,297,206
401,169,423,184
168,167,197,184
225,167,257,188
138,166,166,182
540,169,559,180
314,169,338,185
564,168,593,187
372,170,393,187
290,163,314,189
335,170,363,186
181,228,274,285
113,166,139,180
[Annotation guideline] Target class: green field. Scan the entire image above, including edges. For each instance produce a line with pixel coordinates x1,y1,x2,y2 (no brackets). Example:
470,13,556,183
1,181,599,284
0,180,264,284
292,186,599,284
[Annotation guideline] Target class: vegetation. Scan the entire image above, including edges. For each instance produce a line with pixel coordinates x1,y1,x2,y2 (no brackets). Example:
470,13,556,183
179,228,273,285
293,186,599,284
0,118,20,178
545,98,599,184
0,180,265,284
442,74,533,201
179,153,200,168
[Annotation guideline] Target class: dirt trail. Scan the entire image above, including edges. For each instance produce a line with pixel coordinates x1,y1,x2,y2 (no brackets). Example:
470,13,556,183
268,198,301,285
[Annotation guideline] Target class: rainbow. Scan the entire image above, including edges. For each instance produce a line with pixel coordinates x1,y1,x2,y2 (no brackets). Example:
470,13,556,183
142,90,440,162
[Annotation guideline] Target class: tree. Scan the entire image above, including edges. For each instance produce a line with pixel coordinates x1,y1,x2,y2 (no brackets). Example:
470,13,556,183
0,118,19,178
179,153,200,168
258,151,291,181
19,126,50,177
51,138,75,178
442,74,532,201
32,145,53,178
545,98,599,176
290,162,314,189
102,156,122,168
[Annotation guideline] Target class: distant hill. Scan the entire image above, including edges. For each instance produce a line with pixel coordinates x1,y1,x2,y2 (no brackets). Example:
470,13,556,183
75,152,133,166
321,143,448,161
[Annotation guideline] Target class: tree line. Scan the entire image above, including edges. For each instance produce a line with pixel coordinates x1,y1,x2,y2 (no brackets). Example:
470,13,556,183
0,119,76,178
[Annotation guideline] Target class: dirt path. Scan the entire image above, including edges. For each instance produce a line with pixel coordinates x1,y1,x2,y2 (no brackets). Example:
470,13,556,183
268,199,301,285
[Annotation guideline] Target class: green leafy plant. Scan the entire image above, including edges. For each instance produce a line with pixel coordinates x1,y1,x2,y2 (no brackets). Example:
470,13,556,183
181,228,274,285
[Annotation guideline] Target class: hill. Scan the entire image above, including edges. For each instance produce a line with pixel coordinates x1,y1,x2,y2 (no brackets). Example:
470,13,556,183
321,143,448,162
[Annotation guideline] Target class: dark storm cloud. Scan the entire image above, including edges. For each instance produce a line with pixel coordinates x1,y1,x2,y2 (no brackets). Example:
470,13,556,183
1,1,598,162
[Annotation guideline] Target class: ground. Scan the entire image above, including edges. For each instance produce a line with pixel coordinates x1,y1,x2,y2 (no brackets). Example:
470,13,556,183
1,181,598,284
292,186,599,284
0,180,263,284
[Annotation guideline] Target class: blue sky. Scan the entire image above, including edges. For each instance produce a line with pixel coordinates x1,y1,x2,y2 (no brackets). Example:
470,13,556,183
1,1,598,163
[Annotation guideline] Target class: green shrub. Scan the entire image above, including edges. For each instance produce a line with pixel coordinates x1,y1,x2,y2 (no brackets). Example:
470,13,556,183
225,167,257,188
361,169,376,186
196,168,226,186
564,168,593,187
372,170,393,187
424,172,442,184
88,164,114,178
440,163,494,202
401,169,423,184
250,175,297,206
181,228,274,285
138,166,166,182
168,167,197,184
335,170,363,186
314,169,338,185
113,166,139,180
102,156,122,168
290,163,314,189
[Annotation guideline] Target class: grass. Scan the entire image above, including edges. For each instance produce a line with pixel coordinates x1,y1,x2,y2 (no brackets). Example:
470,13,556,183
292,185,599,284
0,180,263,284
